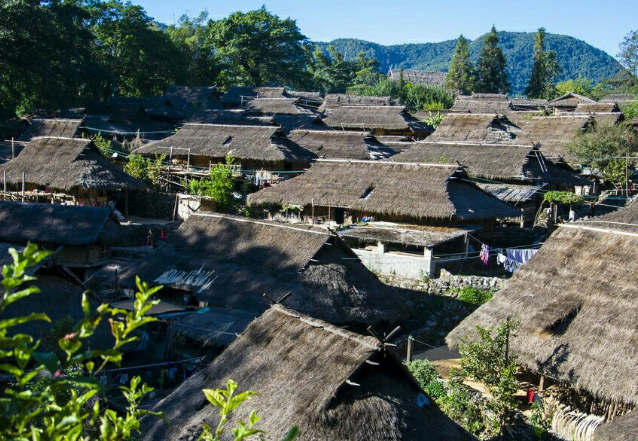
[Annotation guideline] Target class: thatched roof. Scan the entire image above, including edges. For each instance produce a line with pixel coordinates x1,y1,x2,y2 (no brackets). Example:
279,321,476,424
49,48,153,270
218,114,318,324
549,92,596,108
0,201,119,247
285,90,323,105
84,101,164,136
600,94,636,103
510,98,549,110
220,86,257,106
163,85,223,111
447,215,638,405
388,68,447,87
134,124,316,164
186,109,275,126
339,223,470,247
318,93,392,112
289,130,397,160
476,183,542,204
272,114,330,134
253,86,286,98
120,213,404,324
392,141,588,186
323,106,430,133
595,410,638,441
427,113,519,143
19,118,82,142
243,98,316,116
141,304,473,441
0,137,146,191
108,97,183,120
515,115,594,161
450,94,512,114
575,102,620,113
249,160,521,222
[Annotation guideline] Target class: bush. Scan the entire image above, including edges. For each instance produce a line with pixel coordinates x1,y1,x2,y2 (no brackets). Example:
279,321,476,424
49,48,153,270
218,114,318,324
543,191,585,205
407,359,448,401
424,379,448,400
447,286,494,306
623,100,638,119
439,370,487,435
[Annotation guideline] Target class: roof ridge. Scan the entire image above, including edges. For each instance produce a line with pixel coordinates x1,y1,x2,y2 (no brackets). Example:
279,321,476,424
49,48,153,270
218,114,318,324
183,123,279,130
560,223,638,238
271,304,380,351
316,158,461,168
191,213,331,236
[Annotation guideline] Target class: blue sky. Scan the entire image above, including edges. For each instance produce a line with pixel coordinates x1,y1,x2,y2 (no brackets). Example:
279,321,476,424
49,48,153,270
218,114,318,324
135,0,637,58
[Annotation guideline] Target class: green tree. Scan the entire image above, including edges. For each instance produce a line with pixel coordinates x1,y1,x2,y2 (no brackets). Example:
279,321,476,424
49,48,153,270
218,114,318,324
460,319,520,436
554,76,595,97
446,35,474,94
475,26,510,94
525,28,561,100
618,30,638,77
188,155,238,211
309,46,356,93
208,7,312,88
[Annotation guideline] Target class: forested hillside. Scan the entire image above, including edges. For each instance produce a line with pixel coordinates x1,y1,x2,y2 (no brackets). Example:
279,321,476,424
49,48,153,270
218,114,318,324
317,32,623,94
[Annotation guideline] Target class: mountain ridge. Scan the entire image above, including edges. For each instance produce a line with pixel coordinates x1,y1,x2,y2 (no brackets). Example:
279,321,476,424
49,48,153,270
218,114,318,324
315,31,622,94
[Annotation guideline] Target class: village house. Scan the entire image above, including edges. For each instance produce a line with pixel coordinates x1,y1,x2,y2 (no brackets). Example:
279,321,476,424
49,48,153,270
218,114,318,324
600,93,638,111
19,118,83,142
318,93,393,114
427,113,520,143
0,201,121,277
392,141,590,224
288,129,397,160
322,105,431,138
447,202,638,440
387,68,448,88
119,213,406,327
510,97,549,112
242,97,318,116
0,137,145,207
84,100,165,139
574,102,625,125
548,92,596,112
133,123,316,174
450,93,513,114
163,85,223,113
221,86,322,108
107,97,184,125
515,114,595,163
141,304,474,441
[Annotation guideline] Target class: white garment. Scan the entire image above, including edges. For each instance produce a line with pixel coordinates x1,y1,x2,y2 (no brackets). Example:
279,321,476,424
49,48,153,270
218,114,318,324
506,248,538,265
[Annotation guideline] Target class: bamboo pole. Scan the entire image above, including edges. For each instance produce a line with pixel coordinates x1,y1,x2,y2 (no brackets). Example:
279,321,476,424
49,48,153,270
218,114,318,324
406,335,414,362
21,172,25,202
2,171,5,200
11,137,15,159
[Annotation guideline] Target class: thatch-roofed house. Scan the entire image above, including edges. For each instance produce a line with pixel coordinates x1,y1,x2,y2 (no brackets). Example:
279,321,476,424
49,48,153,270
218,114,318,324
388,68,447,88
510,98,549,112
163,85,223,112
575,102,620,114
0,201,120,270
84,100,165,139
108,97,184,123
272,113,330,134
248,160,520,227
0,137,145,205
19,118,82,142
120,213,405,325
284,90,323,107
186,109,275,126
549,92,595,112
600,93,638,111
318,93,393,113
450,93,513,114
220,86,258,107
595,410,638,441
141,304,474,441
427,113,519,143
243,98,316,116
323,106,431,137
289,130,397,160
134,123,316,171
447,204,638,431
392,142,588,225
515,115,594,162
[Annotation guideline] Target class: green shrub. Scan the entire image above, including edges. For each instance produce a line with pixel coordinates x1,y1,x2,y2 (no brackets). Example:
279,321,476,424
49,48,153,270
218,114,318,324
424,379,448,400
407,359,440,387
543,191,585,205
447,286,494,306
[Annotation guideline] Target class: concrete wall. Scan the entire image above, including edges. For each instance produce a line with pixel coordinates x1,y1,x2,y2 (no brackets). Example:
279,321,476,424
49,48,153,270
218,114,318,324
352,245,433,279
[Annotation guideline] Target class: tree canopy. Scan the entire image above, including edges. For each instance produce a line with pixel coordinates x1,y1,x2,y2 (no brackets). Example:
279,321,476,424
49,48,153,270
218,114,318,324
446,35,474,94
475,26,510,94
525,28,561,100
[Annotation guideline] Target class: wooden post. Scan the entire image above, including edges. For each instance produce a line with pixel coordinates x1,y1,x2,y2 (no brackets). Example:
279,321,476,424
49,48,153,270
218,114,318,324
21,172,25,202
625,151,629,196
187,147,191,172
539,375,545,392
2,171,5,200
406,335,414,363
169,146,173,175
11,137,15,159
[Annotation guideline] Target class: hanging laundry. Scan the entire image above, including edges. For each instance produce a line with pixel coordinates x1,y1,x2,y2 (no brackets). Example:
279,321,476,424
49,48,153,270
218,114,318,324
120,373,129,385
506,248,538,265
479,244,490,265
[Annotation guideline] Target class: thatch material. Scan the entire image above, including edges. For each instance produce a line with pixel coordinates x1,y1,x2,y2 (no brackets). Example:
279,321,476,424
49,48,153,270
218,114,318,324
19,118,82,142
318,93,392,112
253,86,286,98
272,114,330,134
575,102,620,113
134,124,316,164
447,218,638,405
549,92,596,109
450,94,512,114
387,68,447,87
0,137,145,191
339,223,469,247
392,142,588,186
285,90,323,106
84,101,164,136
593,112,625,126
510,98,549,110
427,113,519,143
220,86,258,106
243,98,316,116
163,85,223,111
249,160,521,222
515,115,594,161
108,97,183,121
0,201,119,247
289,130,397,160
600,94,637,111
323,106,429,133
595,411,638,441
476,183,542,204
187,109,275,126
119,213,404,325
142,304,473,441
